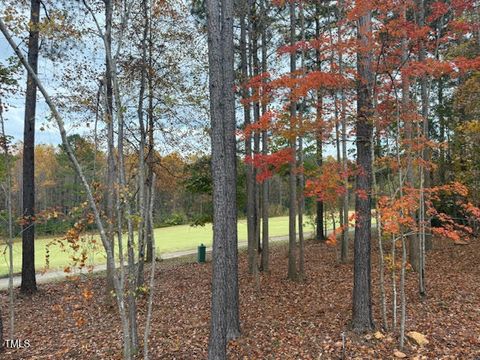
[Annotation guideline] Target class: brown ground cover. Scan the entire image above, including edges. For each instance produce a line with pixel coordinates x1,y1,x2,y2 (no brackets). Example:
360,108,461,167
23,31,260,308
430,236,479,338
1,236,479,359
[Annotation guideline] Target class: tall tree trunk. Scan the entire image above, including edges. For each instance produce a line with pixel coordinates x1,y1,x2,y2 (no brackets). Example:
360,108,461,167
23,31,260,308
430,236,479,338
206,0,240,355
334,96,343,231
402,4,420,273
99,0,140,352
116,61,138,358
352,8,374,332
1,103,15,339
417,0,428,293
21,0,41,295
251,0,261,268
145,15,155,263
260,0,269,272
112,57,139,354
136,0,149,289
329,17,344,255
297,0,306,279
338,0,349,261
225,8,240,343
143,174,157,360
287,0,297,281
104,0,116,301
340,96,349,261
394,50,407,344
438,77,446,184
242,0,256,275
372,127,388,330
252,6,262,258
314,3,324,242
328,11,343,245
315,136,324,241
397,116,408,350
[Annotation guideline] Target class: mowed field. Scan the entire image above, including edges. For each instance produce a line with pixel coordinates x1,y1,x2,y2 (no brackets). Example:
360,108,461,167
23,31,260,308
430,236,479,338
0,215,317,276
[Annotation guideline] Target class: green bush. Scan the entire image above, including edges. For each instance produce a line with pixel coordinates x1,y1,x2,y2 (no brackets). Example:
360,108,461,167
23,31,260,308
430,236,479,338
160,212,187,227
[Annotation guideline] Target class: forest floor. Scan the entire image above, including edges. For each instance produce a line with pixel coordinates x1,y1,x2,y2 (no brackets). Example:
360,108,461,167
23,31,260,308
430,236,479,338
1,235,479,359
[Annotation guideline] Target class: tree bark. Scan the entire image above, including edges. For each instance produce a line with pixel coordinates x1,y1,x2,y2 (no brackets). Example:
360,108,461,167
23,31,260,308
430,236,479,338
314,3,325,242
145,16,155,263
297,0,306,279
251,0,261,262
338,0,349,261
287,0,297,281
136,0,149,289
21,0,41,295
241,0,256,275
417,0,428,293
402,4,420,273
104,0,116,301
260,0,269,272
1,102,15,339
438,77,446,184
334,95,343,232
224,7,241,343
352,9,374,332
206,0,240,355
372,129,388,330
143,174,156,360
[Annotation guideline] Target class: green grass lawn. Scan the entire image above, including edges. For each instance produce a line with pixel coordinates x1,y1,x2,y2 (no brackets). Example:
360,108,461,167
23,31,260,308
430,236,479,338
0,215,318,276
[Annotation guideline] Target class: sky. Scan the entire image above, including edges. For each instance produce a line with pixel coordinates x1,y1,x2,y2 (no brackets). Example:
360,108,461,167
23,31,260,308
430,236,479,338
0,0,212,155
0,1,342,159
1,36,65,145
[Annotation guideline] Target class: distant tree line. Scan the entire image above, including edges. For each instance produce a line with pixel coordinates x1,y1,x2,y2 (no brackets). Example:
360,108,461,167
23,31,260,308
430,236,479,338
0,135,314,238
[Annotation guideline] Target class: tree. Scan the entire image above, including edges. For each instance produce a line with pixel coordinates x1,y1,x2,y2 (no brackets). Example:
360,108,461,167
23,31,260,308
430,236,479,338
0,12,136,358
241,0,257,275
0,58,19,346
259,0,269,272
351,4,374,332
287,0,297,281
0,101,15,350
104,0,117,300
205,0,240,356
20,0,40,294
314,2,325,242
134,0,149,289
336,0,350,263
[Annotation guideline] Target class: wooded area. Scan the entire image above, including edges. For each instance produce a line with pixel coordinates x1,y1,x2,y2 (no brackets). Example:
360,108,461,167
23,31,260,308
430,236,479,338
0,0,479,358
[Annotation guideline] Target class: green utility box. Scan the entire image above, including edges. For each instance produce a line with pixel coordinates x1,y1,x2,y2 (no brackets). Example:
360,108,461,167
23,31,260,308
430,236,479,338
198,243,206,263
